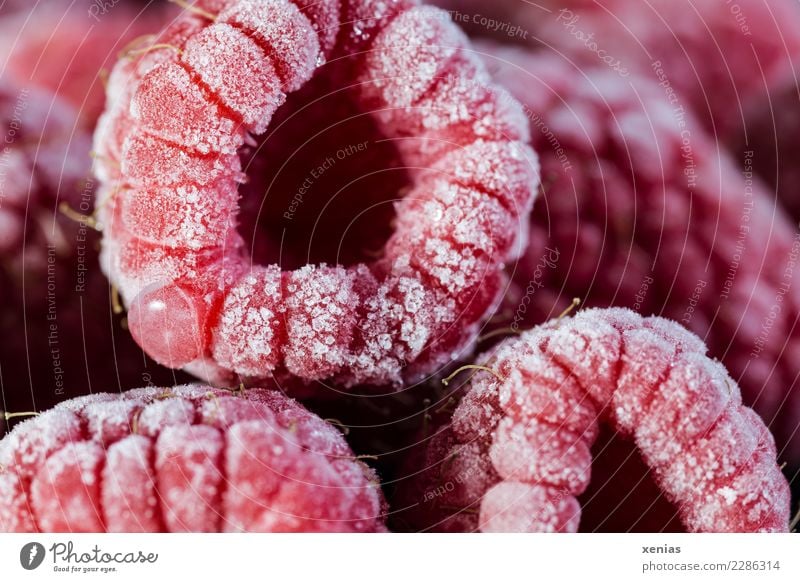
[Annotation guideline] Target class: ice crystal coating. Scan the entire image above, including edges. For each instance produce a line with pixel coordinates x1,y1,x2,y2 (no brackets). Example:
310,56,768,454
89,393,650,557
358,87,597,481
93,0,539,389
0,385,386,532
396,309,790,533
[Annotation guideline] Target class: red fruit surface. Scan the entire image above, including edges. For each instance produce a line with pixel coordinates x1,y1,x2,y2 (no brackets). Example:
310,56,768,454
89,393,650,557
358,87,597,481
1,75,191,431
434,0,800,138
478,44,800,467
93,0,538,390
0,384,387,532
394,308,790,532
0,0,173,126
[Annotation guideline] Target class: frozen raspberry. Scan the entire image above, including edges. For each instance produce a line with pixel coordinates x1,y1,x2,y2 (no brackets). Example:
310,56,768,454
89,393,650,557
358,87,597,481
93,1,538,390
479,43,800,467
0,0,173,126
0,385,387,532
394,308,790,532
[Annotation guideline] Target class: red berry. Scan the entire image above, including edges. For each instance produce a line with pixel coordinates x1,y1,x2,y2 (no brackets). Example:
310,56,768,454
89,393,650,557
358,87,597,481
0,385,387,532
395,309,790,533
93,1,539,390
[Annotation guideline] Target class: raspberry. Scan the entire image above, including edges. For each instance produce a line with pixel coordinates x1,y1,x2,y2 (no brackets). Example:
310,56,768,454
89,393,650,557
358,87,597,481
0,385,387,532
93,1,538,389
480,43,800,466
394,309,790,532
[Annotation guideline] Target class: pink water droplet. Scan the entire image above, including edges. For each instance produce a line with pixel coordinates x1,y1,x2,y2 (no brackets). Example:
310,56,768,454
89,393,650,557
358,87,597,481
128,284,204,368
